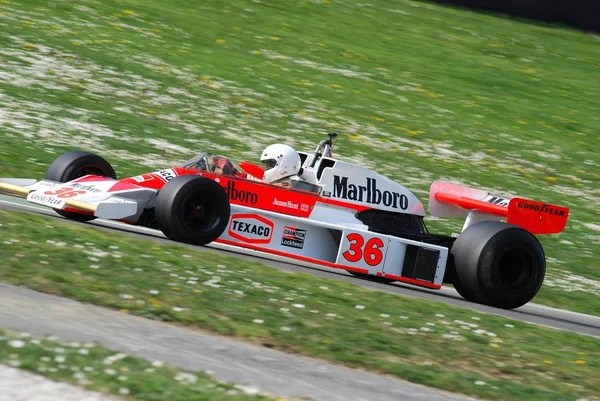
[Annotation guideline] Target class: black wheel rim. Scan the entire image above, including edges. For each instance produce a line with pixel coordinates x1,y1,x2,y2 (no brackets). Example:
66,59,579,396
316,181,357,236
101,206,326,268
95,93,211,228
494,247,536,293
73,165,107,179
180,192,221,234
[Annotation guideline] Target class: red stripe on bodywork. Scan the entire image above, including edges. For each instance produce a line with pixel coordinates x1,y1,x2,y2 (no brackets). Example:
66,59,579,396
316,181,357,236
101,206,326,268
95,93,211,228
72,175,112,183
62,207,94,216
173,169,321,218
116,166,380,217
108,181,139,192
382,274,442,289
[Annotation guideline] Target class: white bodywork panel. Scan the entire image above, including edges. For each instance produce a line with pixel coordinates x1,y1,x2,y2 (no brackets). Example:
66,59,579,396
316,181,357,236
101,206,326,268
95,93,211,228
298,153,425,216
219,203,448,287
19,178,156,220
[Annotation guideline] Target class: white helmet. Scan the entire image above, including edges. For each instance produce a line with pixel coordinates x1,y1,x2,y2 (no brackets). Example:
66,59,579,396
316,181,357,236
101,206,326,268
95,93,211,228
260,144,301,183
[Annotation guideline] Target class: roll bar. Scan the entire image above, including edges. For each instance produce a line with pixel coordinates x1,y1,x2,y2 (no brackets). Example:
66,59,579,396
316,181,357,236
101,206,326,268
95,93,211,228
306,133,338,168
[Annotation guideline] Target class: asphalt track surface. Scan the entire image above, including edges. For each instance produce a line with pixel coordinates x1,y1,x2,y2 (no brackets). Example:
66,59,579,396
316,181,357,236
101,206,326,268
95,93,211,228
1,194,600,339
0,283,475,401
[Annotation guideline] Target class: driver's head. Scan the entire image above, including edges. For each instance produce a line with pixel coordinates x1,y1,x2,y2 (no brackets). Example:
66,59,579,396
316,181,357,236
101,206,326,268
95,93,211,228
260,144,301,183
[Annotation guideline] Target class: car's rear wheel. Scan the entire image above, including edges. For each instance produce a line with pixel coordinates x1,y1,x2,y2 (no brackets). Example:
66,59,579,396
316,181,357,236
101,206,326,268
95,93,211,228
44,151,117,222
451,221,546,309
155,175,230,246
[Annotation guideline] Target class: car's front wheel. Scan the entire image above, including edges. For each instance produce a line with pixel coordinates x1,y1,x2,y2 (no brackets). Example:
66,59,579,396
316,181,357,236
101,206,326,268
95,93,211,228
155,175,230,246
44,151,117,222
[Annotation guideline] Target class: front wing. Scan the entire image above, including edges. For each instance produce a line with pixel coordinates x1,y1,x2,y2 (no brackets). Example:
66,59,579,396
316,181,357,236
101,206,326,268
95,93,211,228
0,178,148,220
217,204,448,289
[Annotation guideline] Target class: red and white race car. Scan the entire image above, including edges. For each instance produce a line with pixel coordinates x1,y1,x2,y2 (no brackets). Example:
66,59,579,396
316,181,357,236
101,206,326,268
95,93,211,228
0,134,569,309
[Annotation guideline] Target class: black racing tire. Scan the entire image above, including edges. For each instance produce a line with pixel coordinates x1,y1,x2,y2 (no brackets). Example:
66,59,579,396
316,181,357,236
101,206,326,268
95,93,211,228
44,151,117,222
451,221,546,309
155,175,230,246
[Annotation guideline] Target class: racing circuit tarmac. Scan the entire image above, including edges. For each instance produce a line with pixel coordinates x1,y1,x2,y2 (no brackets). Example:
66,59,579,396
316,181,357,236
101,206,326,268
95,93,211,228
1,194,600,338
0,282,475,401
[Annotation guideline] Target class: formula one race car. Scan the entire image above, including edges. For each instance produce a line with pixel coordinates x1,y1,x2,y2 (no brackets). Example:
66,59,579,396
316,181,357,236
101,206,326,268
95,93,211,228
0,134,569,309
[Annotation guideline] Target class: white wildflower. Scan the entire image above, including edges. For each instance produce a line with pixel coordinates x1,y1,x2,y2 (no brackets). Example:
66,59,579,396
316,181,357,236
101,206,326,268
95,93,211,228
103,353,127,365
8,340,25,348
175,372,198,383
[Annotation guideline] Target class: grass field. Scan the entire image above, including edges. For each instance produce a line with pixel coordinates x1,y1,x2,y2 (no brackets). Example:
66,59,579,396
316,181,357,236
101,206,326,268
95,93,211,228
0,328,276,401
1,209,599,401
1,0,599,313
0,0,599,398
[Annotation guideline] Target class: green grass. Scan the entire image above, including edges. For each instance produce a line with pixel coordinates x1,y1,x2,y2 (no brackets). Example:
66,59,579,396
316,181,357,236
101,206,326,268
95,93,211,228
0,0,598,314
1,210,599,401
0,328,275,401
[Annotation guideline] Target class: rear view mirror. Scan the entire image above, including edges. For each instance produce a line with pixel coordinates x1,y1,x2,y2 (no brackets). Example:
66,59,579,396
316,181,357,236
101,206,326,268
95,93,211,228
239,161,264,180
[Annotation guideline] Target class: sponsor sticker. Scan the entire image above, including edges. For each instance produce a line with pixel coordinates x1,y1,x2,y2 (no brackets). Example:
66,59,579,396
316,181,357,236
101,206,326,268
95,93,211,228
69,183,102,193
332,175,408,210
27,192,66,208
516,201,567,217
227,181,258,205
484,194,509,207
281,226,306,249
272,198,299,210
105,197,133,204
228,214,274,244
155,169,177,182
37,180,59,188
130,173,155,183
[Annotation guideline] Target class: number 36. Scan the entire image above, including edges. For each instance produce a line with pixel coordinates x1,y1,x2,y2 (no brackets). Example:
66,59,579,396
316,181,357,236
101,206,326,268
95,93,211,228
342,233,384,266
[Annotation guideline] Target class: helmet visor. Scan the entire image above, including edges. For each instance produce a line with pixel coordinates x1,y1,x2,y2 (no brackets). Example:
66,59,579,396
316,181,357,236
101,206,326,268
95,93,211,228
261,159,277,171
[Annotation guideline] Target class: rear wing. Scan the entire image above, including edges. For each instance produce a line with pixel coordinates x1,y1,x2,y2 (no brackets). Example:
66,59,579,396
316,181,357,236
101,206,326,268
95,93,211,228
429,181,569,235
